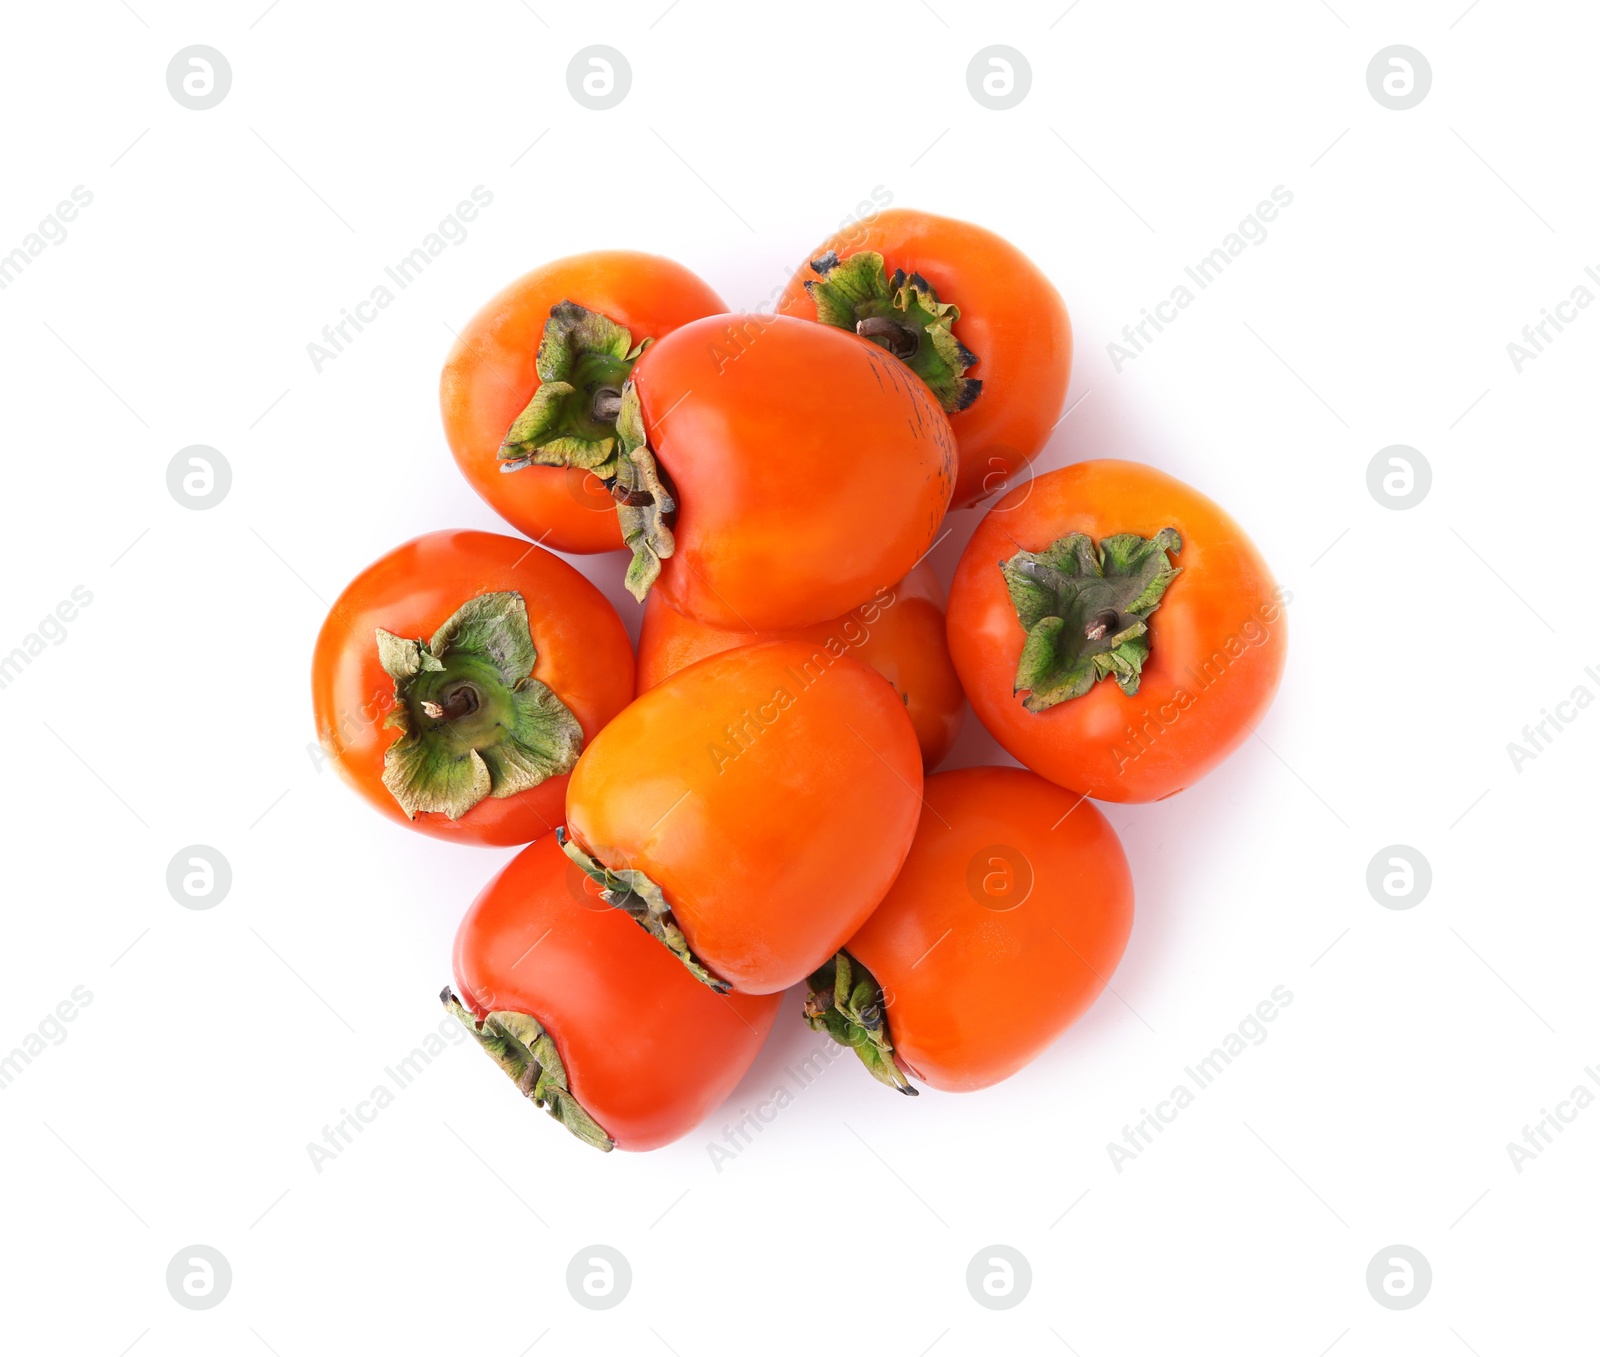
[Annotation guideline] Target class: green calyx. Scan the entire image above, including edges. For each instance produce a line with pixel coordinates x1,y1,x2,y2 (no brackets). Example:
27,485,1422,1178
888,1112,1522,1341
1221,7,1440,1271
803,951,917,1096
377,591,582,820
441,988,613,1152
498,301,652,474
556,827,726,992
495,300,678,600
612,381,677,601
805,249,982,414
1001,528,1183,712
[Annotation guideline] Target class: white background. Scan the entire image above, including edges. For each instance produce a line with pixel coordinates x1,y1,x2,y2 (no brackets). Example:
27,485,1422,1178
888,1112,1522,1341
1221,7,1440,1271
1,1,1594,1353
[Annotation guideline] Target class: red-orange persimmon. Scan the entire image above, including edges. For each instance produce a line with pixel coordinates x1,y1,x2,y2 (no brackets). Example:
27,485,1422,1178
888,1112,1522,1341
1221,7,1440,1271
311,530,635,846
445,831,779,1151
947,459,1287,802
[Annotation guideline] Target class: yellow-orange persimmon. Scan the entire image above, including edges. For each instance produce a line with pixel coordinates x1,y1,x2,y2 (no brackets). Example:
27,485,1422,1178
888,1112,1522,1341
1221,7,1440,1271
561,640,923,994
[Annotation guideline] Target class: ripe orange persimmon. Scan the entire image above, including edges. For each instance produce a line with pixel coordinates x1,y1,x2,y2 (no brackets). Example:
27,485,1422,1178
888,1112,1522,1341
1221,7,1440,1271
946,460,1287,802
440,251,725,553
445,831,780,1151
610,313,957,628
311,530,635,846
806,766,1133,1093
778,208,1072,507
561,640,923,994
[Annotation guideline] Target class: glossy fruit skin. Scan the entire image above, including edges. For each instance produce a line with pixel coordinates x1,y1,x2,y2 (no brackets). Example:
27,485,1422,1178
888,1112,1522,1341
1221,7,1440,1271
453,832,780,1151
441,251,726,553
565,640,924,994
778,208,1072,508
311,530,635,846
947,460,1287,803
636,562,965,770
635,313,957,630
845,766,1133,1093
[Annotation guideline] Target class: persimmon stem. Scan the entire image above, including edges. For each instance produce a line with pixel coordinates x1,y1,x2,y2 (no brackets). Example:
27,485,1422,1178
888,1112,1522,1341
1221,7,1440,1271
808,252,981,412
804,952,917,1096
1085,609,1121,642
592,387,623,421
855,315,919,361
419,683,481,722
610,480,656,507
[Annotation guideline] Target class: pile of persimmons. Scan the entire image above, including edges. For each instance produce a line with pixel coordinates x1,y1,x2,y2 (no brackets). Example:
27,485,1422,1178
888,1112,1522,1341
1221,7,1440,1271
311,209,1287,1152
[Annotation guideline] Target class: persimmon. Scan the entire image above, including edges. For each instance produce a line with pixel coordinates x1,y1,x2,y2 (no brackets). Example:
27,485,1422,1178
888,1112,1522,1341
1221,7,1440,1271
805,766,1133,1093
778,208,1072,506
635,562,965,769
561,640,923,994
946,460,1287,802
311,530,634,846
606,313,957,628
440,251,725,553
445,831,779,1151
